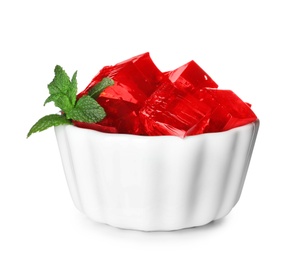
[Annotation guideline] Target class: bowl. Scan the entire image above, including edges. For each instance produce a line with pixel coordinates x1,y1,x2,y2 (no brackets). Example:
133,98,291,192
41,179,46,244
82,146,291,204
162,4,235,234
54,119,259,231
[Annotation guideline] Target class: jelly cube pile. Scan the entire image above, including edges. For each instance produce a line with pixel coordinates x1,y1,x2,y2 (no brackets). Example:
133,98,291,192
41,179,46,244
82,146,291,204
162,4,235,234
74,52,257,137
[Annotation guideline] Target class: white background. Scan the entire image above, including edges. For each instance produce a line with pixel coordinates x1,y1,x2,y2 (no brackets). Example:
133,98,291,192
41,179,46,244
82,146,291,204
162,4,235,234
1,0,296,259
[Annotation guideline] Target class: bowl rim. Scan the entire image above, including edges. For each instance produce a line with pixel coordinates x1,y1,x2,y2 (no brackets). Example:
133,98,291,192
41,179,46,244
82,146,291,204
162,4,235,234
56,119,260,141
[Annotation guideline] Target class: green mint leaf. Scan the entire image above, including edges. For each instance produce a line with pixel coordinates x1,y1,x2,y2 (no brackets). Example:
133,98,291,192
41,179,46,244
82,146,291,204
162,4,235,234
88,77,114,100
67,95,106,123
27,114,71,138
69,71,78,105
44,65,77,112
44,93,73,112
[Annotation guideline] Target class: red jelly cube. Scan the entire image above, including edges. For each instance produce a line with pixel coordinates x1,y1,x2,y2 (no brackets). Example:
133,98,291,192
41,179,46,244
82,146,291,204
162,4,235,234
116,52,164,86
167,60,218,90
203,89,257,132
139,81,217,137
78,52,163,103
96,98,145,135
75,52,163,135
138,60,219,137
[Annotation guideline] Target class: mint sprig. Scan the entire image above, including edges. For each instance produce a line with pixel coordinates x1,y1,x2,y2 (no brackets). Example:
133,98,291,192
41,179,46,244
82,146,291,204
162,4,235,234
27,65,114,138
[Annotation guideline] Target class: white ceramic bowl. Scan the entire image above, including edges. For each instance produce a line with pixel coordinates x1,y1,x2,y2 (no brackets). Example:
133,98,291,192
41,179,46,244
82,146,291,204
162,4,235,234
55,120,259,231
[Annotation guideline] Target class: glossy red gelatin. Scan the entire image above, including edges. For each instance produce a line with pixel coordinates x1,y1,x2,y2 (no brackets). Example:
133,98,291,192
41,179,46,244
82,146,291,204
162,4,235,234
139,82,257,137
78,52,163,102
75,52,163,134
74,52,257,137
139,82,216,137
202,89,258,132
167,60,218,90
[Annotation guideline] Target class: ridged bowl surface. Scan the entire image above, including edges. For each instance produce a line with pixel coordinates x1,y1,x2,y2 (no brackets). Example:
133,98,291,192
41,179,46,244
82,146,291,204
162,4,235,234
55,120,259,231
